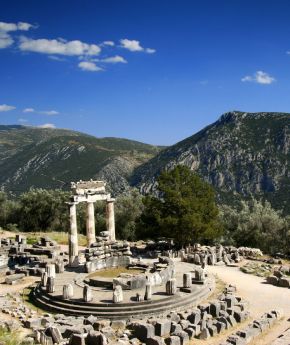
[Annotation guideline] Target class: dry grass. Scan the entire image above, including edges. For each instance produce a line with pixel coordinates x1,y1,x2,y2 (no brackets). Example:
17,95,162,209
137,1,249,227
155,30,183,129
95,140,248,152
25,231,87,246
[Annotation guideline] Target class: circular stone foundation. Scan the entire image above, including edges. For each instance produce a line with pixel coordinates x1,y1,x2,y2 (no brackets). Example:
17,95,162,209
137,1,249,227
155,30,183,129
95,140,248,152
31,260,215,320
84,267,146,289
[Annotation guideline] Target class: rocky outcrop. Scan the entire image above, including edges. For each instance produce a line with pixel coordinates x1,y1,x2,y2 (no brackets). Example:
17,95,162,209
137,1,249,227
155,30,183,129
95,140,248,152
132,111,290,212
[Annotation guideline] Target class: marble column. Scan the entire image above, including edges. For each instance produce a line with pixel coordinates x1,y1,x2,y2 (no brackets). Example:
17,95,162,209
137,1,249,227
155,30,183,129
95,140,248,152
86,202,95,246
68,202,79,267
106,198,116,241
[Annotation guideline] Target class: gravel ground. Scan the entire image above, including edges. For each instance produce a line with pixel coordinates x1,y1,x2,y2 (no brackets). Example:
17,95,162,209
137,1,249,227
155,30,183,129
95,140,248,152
205,263,290,345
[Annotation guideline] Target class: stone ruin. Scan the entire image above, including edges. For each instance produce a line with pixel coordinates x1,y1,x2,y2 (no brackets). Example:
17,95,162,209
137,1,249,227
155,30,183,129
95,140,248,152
0,179,287,345
266,265,290,288
181,244,263,267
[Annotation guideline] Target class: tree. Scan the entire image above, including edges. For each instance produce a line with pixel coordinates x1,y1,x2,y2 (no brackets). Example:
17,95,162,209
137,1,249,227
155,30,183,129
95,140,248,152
219,199,290,255
115,189,144,240
0,192,19,229
138,165,222,245
18,189,70,232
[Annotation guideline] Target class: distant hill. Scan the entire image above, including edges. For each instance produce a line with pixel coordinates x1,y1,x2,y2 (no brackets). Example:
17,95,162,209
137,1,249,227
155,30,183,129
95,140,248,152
1,111,290,214
0,125,161,195
132,111,290,213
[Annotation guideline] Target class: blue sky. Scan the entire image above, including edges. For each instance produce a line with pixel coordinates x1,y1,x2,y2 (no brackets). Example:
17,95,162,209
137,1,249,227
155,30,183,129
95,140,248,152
1,0,290,145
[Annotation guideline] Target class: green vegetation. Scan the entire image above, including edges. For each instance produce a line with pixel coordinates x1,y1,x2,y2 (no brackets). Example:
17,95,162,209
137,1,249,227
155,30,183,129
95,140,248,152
0,327,34,345
219,199,290,255
0,125,162,194
137,165,222,246
0,188,143,241
240,262,273,277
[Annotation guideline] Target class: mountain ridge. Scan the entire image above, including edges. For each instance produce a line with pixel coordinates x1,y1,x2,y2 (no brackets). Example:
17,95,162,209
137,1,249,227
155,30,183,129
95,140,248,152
132,111,290,213
0,125,161,194
1,111,289,213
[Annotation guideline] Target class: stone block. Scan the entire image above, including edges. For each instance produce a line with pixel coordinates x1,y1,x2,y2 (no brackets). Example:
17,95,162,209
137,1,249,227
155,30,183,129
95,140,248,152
217,317,230,329
165,336,180,345
167,313,180,323
132,323,155,342
225,295,236,308
172,331,189,345
226,315,237,327
45,326,63,343
266,275,278,285
69,333,87,345
155,319,171,337
199,328,211,339
111,320,126,331
209,301,221,317
86,331,107,345
184,327,195,339
24,318,41,329
100,326,115,340
93,320,111,331
146,336,165,345
227,335,246,345
188,324,200,336
187,310,201,325
278,277,290,288
208,325,218,336
179,320,189,330
170,322,182,334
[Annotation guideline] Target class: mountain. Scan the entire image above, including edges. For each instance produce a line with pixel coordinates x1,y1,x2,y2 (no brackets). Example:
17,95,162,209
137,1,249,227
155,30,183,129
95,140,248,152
0,125,161,195
132,111,290,213
1,111,290,213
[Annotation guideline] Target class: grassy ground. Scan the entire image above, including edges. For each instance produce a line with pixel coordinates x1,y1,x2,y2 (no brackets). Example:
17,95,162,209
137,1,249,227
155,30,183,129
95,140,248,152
25,231,87,246
0,327,34,345
88,267,144,278
0,229,87,246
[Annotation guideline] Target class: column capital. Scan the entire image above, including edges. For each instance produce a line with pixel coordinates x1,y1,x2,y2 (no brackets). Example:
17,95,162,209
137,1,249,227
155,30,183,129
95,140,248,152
66,201,78,206
107,198,115,203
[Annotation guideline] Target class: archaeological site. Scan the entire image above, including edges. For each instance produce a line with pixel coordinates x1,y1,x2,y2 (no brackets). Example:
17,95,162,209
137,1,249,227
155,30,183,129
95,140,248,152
0,180,289,345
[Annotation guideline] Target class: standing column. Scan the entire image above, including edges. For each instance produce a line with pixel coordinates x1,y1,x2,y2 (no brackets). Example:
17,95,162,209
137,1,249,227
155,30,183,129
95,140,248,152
106,198,116,241
68,202,79,267
86,202,95,246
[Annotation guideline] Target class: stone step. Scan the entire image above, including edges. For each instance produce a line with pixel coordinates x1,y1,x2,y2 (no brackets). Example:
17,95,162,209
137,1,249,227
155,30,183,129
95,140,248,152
31,281,214,320
35,283,210,311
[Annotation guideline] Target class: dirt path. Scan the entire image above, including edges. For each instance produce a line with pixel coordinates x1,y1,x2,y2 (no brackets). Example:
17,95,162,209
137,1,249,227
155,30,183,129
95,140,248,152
205,264,290,345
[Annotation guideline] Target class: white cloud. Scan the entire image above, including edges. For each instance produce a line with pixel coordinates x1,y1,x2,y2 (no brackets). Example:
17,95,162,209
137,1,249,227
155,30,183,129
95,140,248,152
0,21,34,32
40,110,59,115
120,38,155,54
101,55,127,63
0,31,14,48
0,104,16,112
19,37,101,56
145,48,156,54
23,107,35,113
241,71,275,85
18,118,28,123
0,21,34,49
120,39,143,52
102,41,114,46
78,61,103,72
38,123,56,129
48,55,66,61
